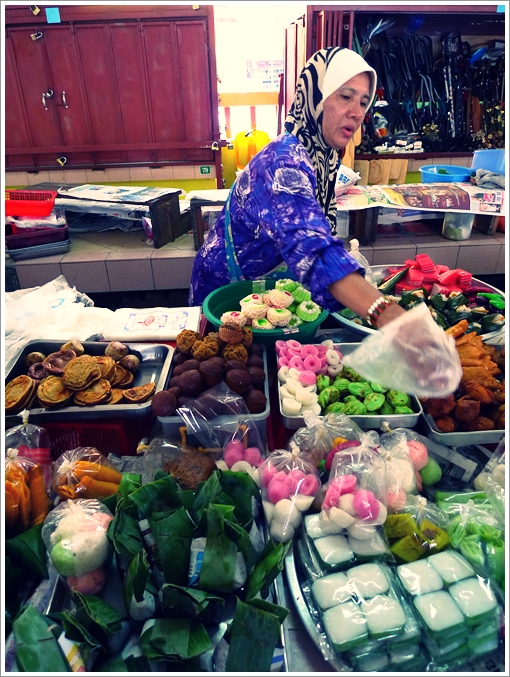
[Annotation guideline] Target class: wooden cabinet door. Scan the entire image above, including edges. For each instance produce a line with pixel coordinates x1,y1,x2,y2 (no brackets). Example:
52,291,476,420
4,35,34,169
6,27,64,167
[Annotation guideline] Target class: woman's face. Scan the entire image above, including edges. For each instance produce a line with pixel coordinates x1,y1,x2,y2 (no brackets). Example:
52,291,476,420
322,72,371,149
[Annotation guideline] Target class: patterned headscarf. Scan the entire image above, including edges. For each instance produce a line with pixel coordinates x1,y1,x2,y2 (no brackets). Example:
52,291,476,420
284,47,377,232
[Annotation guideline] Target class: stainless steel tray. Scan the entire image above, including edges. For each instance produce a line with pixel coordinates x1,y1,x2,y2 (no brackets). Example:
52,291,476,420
279,343,423,430
6,236,71,261
331,266,505,342
5,340,173,425
421,412,505,447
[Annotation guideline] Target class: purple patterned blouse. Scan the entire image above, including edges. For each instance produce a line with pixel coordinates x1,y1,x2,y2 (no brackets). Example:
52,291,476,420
189,133,363,308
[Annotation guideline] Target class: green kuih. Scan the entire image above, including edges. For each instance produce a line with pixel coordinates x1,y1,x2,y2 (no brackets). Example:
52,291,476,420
343,400,367,416
332,377,350,393
316,374,331,393
393,406,414,415
318,386,340,410
379,400,395,415
370,382,388,393
326,402,346,414
341,366,364,382
347,381,373,398
482,313,505,333
364,392,385,411
343,395,359,404
429,293,448,311
387,390,410,407
446,293,469,310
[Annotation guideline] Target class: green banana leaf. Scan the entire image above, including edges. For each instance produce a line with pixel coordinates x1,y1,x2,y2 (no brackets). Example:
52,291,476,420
140,617,212,661
149,507,195,585
117,472,142,500
6,523,48,579
225,598,282,672
129,472,184,517
159,584,224,620
13,605,70,672
123,549,150,611
107,499,145,558
199,504,238,594
245,539,291,601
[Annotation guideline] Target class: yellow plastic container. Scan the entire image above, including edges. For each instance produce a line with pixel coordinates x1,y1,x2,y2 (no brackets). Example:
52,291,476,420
235,129,270,170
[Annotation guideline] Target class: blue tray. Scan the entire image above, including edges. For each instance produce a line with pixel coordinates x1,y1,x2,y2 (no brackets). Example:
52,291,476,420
6,236,71,261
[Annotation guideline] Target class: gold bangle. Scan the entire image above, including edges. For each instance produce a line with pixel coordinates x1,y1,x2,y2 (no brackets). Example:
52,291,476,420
366,296,396,328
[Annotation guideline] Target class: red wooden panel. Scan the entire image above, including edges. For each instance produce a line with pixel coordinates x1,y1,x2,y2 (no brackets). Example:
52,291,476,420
74,24,127,164
4,36,35,168
43,26,94,166
175,20,214,162
142,22,185,162
6,28,63,167
110,24,154,163
284,24,297,116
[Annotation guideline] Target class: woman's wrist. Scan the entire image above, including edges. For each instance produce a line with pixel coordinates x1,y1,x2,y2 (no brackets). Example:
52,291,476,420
375,302,405,328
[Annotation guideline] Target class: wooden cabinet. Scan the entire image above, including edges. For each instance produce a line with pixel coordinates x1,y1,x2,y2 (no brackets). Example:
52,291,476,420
5,5,221,180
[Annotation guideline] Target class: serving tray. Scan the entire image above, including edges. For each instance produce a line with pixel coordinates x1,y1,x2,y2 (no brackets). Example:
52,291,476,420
5,340,173,426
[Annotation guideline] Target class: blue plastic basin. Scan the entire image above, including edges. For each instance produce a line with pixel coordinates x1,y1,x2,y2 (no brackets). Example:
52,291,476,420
419,165,472,183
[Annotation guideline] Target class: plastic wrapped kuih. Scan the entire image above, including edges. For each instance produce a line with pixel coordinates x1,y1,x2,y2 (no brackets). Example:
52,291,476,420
446,501,505,587
41,498,113,594
258,446,321,542
5,447,50,536
319,438,388,546
143,436,218,491
378,425,419,512
5,409,52,484
51,447,123,501
384,495,450,564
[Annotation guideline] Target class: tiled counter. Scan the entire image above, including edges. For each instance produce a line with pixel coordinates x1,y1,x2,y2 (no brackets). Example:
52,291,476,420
7,226,505,293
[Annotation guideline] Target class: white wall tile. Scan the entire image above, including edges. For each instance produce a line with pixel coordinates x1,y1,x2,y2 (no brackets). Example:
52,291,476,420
150,166,175,180
46,168,67,183
129,167,154,181
5,172,28,187
86,169,108,183
105,167,131,182
64,169,88,183
172,165,195,180
26,170,51,185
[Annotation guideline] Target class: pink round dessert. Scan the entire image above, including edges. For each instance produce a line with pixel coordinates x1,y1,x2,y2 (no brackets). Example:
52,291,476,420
289,355,305,371
286,339,302,352
223,440,245,467
300,345,319,358
387,488,408,513
352,489,379,520
278,356,289,368
407,440,429,471
298,473,320,496
243,447,261,466
267,472,292,503
298,370,316,386
259,462,279,487
303,355,321,373
323,484,341,511
331,474,357,495
275,340,287,355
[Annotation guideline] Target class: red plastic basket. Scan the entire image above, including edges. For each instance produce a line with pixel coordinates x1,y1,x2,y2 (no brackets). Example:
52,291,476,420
5,189,57,217
42,418,148,459
5,224,69,250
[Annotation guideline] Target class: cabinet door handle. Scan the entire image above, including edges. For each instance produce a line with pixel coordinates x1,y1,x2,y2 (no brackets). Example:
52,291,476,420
42,88,53,110
60,91,69,108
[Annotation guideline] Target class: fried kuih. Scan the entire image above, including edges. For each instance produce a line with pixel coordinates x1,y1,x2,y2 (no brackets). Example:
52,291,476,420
95,355,116,381
5,375,37,413
73,379,112,406
123,382,156,403
110,364,134,388
62,355,101,391
37,376,74,408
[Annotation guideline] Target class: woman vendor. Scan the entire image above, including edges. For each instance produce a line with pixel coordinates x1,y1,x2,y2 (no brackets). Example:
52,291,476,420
189,47,404,330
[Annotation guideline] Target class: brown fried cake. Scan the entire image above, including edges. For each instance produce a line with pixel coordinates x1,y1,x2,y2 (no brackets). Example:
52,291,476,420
5,375,37,412
74,379,112,406
37,376,74,408
63,355,102,391
123,382,156,403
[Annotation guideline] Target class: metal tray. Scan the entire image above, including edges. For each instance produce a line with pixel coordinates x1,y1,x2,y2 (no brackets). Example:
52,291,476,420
279,343,423,430
421,412,505,447
331,266,505,342
5,340,173,426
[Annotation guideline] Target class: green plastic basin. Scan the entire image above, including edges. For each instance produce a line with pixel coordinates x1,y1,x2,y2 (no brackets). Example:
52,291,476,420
202,280,328,348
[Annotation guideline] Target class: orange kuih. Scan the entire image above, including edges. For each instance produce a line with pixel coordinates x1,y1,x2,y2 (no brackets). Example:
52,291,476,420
52,446,122,500
5,448,49,535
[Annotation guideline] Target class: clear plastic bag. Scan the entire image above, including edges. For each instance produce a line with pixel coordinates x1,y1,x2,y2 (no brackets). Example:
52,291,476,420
5,409,52,486
384,495,449,564
6,206,67,229
320,440,388,542
379,426,431,500
287,411,365,469
258,447,321,542
51,446,123,500
5,447,50,536
341,302,462,398
347,239,378,287
143,436,219,490
447,500,504,586
473,438,505,492
177,382,265,479
378,432,418,511
41,498,113,593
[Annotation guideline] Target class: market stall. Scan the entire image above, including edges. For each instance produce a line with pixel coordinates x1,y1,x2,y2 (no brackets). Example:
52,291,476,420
4,249,506,673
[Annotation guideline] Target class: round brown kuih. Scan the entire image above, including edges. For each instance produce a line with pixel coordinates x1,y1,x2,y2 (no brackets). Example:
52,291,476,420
246,354,264,369
224,359,249,373
167,385,182,400
243,387,267,414
151,390,177,417
241,326,253,349
248,343,264,356
172,349,188,366
177,395,194,408
175,329,201,354
225,368,251,395
178,369,203,396
173,359,200,377
247,366,266,390
199,358,224,388
169,376,181,388
218,323,245,345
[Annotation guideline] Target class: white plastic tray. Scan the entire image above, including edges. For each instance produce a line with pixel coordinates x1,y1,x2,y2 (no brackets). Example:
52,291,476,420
331,265,505,343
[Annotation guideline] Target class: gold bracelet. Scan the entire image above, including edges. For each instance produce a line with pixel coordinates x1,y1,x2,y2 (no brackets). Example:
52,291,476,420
366,296,396,328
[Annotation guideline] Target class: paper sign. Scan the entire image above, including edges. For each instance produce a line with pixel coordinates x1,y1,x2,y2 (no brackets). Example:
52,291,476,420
45,7,61,23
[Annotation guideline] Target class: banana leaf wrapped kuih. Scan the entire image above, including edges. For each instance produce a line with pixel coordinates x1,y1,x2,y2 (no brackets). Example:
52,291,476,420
11,466,290,672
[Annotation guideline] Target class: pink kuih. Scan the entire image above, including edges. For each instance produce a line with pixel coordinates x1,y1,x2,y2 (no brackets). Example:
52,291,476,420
289,355,305,371
286,339,302,352
299,370,316,386
243,447,262,466
323,484,341,511
298,473,320,496
278,356,289,368
303,355,321,373
275,340,287,355
287,468,306,493
331,474,357,495
223,440,245,468
352,489,379,520
407,440,429,471
301,345,319,358
267,471,293,503
260,462,279,487
387,488,408,513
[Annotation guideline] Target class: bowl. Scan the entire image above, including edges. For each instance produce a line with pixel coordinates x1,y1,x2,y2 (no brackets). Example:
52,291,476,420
419,165,473,183
202,280,328,348
471,149,505,174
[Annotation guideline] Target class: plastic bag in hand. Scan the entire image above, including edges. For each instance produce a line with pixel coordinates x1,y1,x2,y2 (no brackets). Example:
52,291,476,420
341,303,462,398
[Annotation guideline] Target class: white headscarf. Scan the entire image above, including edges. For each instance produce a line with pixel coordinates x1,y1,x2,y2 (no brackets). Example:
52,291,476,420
284,47,377,232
